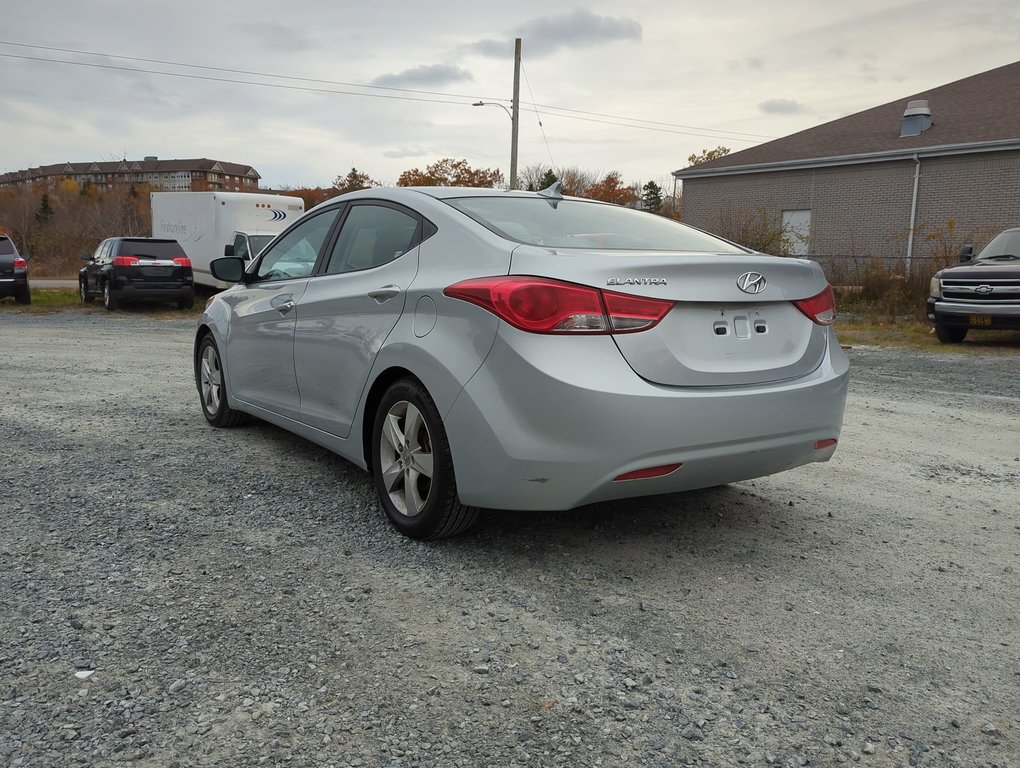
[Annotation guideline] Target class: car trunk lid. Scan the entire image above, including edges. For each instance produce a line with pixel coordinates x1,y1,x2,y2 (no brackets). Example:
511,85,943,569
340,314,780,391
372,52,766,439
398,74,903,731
509,246,832,387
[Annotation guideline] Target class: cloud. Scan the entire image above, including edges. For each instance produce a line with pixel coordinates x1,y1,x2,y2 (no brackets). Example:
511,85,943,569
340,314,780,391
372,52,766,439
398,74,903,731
470,9,641,58
371,64,473,88
728,56,764,72
382,146,433,159
759,98,808,115
236,22,312,50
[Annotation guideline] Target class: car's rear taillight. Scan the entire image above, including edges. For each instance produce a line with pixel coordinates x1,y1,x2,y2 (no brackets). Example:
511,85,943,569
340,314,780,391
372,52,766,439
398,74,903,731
444,276,674,335
793,285,836,325
172,257,192,268
13,257,27,269
602,290,673,332
112,256,140,267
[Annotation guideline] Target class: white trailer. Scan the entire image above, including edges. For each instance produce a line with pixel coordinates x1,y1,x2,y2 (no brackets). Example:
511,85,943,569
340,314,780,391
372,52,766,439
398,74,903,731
151,191,305,288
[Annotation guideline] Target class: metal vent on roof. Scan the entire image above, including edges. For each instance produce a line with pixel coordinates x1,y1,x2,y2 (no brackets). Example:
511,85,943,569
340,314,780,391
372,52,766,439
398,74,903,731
900,100,932,138
144,155,158,161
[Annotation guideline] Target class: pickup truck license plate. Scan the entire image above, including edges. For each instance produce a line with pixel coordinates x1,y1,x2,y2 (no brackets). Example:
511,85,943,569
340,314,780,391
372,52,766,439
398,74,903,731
969,315,992,326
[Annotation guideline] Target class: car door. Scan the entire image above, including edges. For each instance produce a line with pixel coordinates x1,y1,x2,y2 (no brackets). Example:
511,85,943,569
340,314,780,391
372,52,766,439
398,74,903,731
294,202,423,438
223,208,340,419
89,240,111,294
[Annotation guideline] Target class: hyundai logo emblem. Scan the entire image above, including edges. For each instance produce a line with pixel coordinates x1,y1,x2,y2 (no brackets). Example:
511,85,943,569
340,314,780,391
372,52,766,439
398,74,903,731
737,271,767,294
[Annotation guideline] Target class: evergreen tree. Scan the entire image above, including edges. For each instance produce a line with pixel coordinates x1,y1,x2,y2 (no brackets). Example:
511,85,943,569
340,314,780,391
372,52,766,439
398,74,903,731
640,181,664,213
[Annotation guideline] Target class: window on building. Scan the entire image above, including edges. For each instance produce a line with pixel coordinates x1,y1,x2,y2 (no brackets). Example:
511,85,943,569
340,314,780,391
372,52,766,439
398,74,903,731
782,210,811,256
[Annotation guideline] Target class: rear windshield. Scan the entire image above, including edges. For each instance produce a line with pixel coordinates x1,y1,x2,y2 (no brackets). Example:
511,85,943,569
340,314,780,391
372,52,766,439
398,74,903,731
446,197,747,253
0,237,16,256
115,239,185,259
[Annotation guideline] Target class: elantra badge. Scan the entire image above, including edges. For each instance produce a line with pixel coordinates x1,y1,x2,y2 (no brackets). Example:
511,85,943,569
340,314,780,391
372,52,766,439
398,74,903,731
607,277,667,286
737,271,767,294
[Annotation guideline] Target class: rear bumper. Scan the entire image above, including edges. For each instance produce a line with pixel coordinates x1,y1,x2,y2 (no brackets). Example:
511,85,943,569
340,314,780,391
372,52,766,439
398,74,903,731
444,328,849,511
0,276,29,296
927,298,1020,329
111,284,194,303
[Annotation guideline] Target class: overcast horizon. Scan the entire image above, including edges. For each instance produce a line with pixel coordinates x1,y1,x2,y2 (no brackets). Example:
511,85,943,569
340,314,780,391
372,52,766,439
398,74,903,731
2,0,1018,190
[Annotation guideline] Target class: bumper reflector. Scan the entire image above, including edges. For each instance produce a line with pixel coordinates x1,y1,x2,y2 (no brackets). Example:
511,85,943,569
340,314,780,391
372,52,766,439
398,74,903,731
814,439,838,450
613,463,683,482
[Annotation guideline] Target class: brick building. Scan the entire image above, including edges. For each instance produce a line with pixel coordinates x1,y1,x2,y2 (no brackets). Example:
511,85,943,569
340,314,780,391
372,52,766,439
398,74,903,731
673,61,1020,265
0,157,262,193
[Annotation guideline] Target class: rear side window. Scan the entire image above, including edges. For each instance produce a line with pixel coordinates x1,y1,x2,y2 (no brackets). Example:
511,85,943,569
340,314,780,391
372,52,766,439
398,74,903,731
446,197,747,253
0,237,15,256
324,204,419,274
115,239,186,259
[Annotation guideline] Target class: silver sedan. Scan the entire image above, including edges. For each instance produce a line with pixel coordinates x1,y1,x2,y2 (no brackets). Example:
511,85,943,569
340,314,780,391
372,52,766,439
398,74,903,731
195,184,849,539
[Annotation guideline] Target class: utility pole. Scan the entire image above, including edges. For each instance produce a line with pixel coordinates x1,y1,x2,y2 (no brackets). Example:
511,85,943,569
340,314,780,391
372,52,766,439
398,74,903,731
510,38,521,190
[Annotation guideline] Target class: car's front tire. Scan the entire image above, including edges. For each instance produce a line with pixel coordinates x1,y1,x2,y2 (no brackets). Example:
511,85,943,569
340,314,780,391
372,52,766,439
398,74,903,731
196,335,249,427
372,378,479,540
79,280,91,303
935,323,967,343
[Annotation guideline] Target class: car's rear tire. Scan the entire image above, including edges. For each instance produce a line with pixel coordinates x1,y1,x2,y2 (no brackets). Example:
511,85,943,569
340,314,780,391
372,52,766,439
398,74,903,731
178,297,194,310
14,287,30,305
935,323,967,343
102,282,118,311
196,335,249,427
372,378,479,540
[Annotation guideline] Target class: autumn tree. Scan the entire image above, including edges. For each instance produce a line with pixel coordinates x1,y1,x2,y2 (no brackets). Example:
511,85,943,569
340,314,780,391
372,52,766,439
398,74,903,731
687,146,731,167
555,167,599,197
333,167,379,195
397,158,504,188
580,171,638,207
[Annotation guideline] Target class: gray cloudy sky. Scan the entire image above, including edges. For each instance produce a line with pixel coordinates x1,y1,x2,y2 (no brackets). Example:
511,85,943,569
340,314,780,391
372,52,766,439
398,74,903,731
1,0,1017,189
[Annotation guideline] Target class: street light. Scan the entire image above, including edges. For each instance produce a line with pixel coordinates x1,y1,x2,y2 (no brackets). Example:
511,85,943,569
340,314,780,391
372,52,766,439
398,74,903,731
473,100,517,189
472,36,521,190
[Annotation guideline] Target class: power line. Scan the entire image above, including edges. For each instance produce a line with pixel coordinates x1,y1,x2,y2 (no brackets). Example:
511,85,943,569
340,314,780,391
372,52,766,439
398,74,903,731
521,64,556,169
0,53,471,107
0,40,771,142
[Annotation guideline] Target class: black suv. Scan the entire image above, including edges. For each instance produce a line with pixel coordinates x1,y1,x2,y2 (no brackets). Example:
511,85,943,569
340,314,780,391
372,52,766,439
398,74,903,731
80,238,195,310
928,227,1020,343
0,235,30,304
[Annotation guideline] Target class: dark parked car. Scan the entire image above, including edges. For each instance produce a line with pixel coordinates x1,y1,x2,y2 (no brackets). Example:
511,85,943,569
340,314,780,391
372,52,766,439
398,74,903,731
0,235,30,304
80,237,195,310
928,227,1020,342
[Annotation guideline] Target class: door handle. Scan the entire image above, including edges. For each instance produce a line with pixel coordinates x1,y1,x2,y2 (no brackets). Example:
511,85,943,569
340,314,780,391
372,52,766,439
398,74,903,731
367,285,402,303
272,298,296,315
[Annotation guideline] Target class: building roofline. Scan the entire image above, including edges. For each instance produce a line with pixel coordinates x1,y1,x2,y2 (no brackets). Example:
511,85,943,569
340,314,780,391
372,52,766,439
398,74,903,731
672,138,1020,179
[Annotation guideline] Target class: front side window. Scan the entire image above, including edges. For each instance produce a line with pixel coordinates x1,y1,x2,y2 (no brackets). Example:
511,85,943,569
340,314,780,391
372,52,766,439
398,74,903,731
324,205,419,274
256,209,338,281
446,197,747,253
233,233,249,261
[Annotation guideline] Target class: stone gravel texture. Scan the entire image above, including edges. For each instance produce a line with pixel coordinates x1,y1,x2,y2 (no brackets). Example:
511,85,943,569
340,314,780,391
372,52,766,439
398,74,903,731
1,311,1017,767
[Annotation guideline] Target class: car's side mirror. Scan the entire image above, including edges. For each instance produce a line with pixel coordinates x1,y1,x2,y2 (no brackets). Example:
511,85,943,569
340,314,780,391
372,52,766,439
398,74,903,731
210,256,246,283
958,245,975,263
80,253,93,262
224,243,235,257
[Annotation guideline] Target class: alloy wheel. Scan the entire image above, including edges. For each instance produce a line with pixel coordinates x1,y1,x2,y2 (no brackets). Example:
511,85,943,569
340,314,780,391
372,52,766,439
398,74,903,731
199,343,223,416
378,400,434,517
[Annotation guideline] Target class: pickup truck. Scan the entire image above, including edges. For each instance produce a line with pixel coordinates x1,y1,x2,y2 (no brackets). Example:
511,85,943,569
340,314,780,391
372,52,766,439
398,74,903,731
927,227,1020,342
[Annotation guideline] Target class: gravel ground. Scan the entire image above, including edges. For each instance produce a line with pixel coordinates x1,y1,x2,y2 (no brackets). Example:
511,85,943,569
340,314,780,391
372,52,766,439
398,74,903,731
1,312,1017,768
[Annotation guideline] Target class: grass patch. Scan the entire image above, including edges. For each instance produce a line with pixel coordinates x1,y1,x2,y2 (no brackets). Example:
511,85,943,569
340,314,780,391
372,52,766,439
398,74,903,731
836,317,1020,352
0,288,203,317
6,289,1017,352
